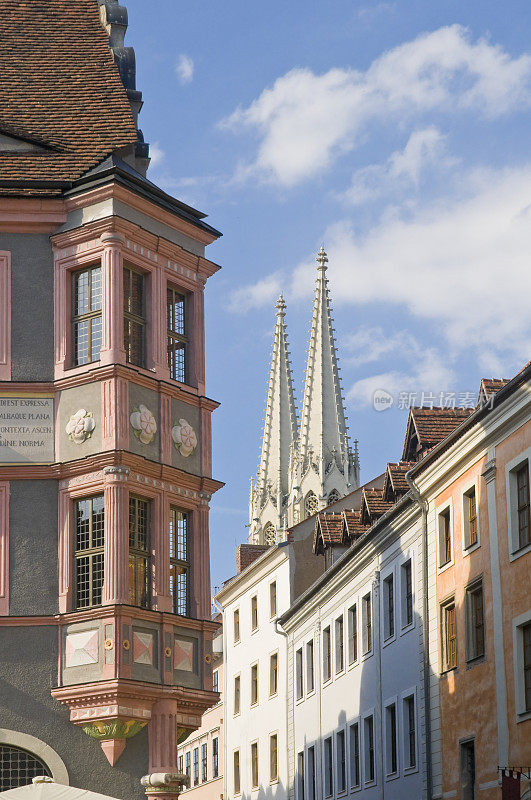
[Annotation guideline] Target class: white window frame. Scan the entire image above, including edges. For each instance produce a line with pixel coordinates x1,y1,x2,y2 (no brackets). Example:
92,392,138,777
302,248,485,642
512,608,531,721
269,580,277,619
462,476,481,555
307,744,316,800
384,696,399,780
348,717,361,792
335,613,345,675
323,624,332,684
233,607,240,644
335,726,347,796
506,447,531,561
250,661,259,707
323,735,334,798
361,589,373,659
306,638,315,696
295,645,304,702
399,553,415,634
381,566,396,646
269,730,279,785
362,709,376,787
233,673,241,717
251,594,259,633
436,498,454,572
347,599,359,668
250,739,259,791
269,649,279,698
400,686,419,775
233,748,241,796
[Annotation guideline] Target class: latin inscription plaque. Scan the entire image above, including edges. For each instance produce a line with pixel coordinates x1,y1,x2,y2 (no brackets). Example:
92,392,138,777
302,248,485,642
0,395,54,464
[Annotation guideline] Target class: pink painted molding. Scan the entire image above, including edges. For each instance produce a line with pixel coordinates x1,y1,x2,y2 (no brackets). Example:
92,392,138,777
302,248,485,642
0,251,11,381
102,479,129,605
0,482,9,615
149,699,180,772
100,233,126,366
101,377,129,451
58,491,73,613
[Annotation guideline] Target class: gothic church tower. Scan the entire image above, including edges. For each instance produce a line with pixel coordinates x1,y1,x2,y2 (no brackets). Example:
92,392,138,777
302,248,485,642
249,248,359,543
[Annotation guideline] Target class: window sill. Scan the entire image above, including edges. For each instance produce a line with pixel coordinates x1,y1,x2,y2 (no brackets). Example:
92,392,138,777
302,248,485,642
403,764,419,776
347,659,359,671
463,542,480,556
364,780,376,789
465,654,486,669
440,666,458,677
382,634,396,648
516,709,531,723
385,771,400,782
335,668,345,678
400,622,415,637
509,541,531,562
306,689,316,699
361,650,373,662
437,559,454,575
349,785,362,794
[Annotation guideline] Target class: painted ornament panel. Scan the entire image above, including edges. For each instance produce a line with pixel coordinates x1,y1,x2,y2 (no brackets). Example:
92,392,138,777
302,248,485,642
130,404,157,444
65,408,95,444
172,418,197,458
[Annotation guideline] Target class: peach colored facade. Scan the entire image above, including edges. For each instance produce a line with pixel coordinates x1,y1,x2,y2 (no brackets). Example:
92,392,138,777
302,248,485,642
415,374,531,799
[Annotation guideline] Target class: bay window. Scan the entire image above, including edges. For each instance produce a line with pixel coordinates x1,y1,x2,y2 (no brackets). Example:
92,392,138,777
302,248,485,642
167,286,187,382
74,495,104,609
170,507,190,616
72,266,102,366
128,496,150,608
123,266,145,367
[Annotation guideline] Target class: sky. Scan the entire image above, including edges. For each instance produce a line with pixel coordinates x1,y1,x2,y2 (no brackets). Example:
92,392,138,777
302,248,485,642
125,0,531,592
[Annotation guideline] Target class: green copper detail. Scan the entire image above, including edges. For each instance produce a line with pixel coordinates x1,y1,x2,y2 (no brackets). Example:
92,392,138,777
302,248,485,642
82,719,147,741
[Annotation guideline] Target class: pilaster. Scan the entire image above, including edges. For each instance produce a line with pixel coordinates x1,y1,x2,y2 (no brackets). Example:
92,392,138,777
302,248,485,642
58,489,73,613
191,499,210,620
0,482,9,615
100,233,126,366
0,251,11,381
102,467,130,605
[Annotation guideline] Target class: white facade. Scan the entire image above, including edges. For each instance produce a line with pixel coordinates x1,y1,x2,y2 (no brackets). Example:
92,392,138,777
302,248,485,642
217,546,292,800
281,500,427,800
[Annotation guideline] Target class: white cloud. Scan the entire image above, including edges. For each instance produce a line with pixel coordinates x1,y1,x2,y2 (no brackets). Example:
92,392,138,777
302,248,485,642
176,54,194,85
229,273,283,313
221,25,531,186
148,142,165,168
341,126,452,205
345,329,455,408
232,164,531,368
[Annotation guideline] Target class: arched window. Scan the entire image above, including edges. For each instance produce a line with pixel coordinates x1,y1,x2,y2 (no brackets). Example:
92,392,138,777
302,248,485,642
0,746,51,791
328,489,340,506
305,491,318,517
263,523,276,546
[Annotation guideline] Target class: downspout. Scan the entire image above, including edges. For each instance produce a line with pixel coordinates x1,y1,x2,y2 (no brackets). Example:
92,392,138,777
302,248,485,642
275,619,291,799
405,471,432,800
212,597,227,800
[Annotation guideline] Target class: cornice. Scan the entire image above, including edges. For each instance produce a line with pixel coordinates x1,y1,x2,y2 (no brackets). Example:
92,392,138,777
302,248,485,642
0,197,67,233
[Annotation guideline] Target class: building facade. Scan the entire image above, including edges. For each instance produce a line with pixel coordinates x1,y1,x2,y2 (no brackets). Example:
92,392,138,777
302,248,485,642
249,248,359,546
178,626,224,800
0,3,222,799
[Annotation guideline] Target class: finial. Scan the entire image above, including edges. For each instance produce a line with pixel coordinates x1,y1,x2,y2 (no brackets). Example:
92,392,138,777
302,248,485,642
275,294,286,316
316,245,328,271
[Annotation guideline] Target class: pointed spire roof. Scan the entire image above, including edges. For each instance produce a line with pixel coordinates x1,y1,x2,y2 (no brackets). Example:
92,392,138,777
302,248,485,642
299,247,352,469
256,295,298,500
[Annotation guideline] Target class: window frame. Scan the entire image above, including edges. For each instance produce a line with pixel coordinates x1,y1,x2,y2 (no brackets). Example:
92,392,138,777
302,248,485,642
123,265,146,368
251,594,259,632
233,749,241,796
465,578,485,664
166,284,188,383
201,742,207,783
128,495,151,609
307,745,316,800
269,733,278,784
306,639,315,695
348,603,358,666
250,662,259,707
336,728,346,795
71,264,102,367
362,592,372,657
462,479,480,553
250,740,259,790
335,614,345,674
400,557,414,633
212,736,219,778
233,674,241,716
506,450,531,560
73,494,105,610
441,597,457,672
193,746,199,787
233,608,240,644
270,580,277,618
512,611,531,719
362,712,376,787
401,688,418,774
382,570,395,643
169,506,190,617
323,736,333,798
269,651,279,697
296,647,304,701
384,699,399,779
323,625,332,683
349,720,361,791
437,500,453,570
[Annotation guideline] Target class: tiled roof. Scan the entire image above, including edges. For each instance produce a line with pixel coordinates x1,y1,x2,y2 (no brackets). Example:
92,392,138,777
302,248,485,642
384,461,415,499
316,512,344,545
478,378,510,404
236,544,270,574
0,0,138,194
402,407,474,460
342,509,368,540
361,488,394,523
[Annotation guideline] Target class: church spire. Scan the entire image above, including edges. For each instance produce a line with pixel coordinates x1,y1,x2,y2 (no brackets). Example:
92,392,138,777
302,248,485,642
297,247,356,504
249,295,298,544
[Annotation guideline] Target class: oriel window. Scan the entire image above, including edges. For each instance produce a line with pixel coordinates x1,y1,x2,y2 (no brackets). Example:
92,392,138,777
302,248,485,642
72,266,102,366
123,266,145,367
74,495,104,609
129,496,150,608
167,287,187,383
170,507,190,616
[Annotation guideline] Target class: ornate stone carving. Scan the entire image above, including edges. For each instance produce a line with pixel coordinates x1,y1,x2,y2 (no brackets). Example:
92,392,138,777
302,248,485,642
172,419,197,458
65,409,96,444
130,405,157,444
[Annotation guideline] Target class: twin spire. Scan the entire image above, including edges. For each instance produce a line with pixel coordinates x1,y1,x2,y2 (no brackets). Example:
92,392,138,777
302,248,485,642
249,248,359,545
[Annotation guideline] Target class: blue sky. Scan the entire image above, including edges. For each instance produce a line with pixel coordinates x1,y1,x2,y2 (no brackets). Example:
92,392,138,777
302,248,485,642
125,0,531,591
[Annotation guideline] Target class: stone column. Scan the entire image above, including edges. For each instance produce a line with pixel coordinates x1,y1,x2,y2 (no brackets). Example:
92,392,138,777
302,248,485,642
100,232,126,366
102,467,130,605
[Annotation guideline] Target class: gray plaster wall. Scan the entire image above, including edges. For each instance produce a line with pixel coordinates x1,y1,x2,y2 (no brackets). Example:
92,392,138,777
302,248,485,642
1,233,54,382
9,480,58,616
0,626,147,800
57,383,102,461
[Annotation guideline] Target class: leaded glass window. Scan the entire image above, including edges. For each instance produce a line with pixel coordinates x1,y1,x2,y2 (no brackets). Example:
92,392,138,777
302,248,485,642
72,266,102,366
123,267,145,367
0,746,51,791
74,495,104,609
129,496,150,608
170,506,190,616
167,287,187,383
